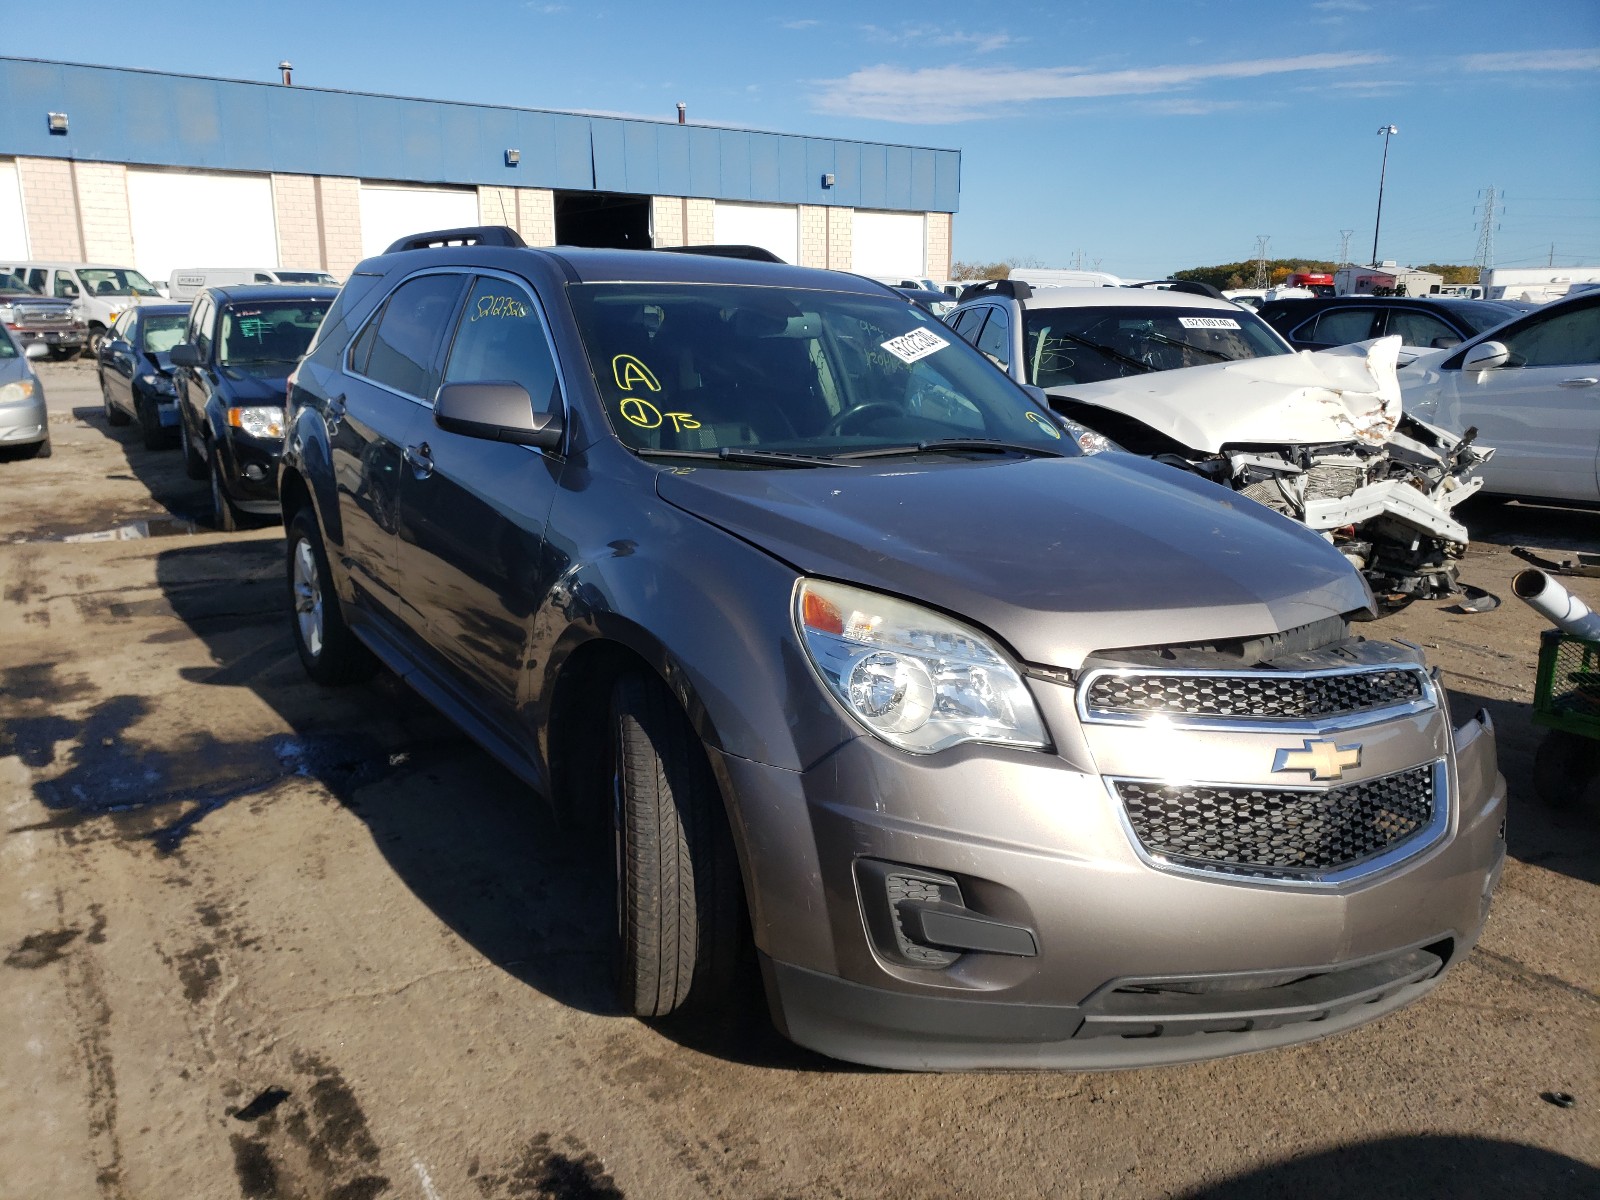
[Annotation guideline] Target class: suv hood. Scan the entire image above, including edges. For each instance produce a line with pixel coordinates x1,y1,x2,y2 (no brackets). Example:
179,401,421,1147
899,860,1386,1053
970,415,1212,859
656,454,1369,668
1049,337,1404,452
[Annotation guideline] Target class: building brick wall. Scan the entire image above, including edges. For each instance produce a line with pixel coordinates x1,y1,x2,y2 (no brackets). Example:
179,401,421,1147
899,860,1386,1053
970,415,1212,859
314,177,363,276
516,188,555,246
72,162,135,264
925,211,952,282
650,195,683,247
797,206,827,268
826,207,853,271
271,174,321,269
16,157,82,260
685,198,715,245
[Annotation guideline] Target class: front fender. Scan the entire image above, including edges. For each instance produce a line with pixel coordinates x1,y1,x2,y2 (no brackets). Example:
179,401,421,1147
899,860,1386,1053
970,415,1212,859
531,508,856,774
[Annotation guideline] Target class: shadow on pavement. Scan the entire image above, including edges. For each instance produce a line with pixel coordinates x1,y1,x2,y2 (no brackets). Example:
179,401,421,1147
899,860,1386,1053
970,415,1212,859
1176,1134,1598,1199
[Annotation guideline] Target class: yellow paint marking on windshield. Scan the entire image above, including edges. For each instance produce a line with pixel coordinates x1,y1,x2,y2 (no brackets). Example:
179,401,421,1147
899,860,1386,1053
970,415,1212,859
1025,411,1063,439
619,398,663,429
612,354,661,392
471,295,529,321
665,412,700,432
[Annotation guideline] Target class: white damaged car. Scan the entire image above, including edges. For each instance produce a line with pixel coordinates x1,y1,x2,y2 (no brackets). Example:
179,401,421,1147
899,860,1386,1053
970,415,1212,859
947,280,1492,602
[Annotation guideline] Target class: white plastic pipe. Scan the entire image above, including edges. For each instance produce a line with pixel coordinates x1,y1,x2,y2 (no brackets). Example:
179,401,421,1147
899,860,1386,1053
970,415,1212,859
1513,569,1600,639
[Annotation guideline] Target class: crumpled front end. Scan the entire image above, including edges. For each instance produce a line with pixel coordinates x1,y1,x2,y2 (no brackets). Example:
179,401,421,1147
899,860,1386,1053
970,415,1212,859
1051,337,1495,602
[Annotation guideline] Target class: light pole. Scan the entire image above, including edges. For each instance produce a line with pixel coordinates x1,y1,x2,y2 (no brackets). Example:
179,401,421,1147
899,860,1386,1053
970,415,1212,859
1371,124,1397,267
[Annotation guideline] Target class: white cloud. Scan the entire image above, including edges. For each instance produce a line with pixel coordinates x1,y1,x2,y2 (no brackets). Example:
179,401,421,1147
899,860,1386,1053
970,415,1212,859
812,52,1392,123
1460,47,1600,72
1139,98,1255,116
860,24,1016,54
1312,1,1372,11
781,19,819,30
525,2,568,11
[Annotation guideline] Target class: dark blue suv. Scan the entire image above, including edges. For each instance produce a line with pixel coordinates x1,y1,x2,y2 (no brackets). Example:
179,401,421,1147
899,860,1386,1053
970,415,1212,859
170,284,336,529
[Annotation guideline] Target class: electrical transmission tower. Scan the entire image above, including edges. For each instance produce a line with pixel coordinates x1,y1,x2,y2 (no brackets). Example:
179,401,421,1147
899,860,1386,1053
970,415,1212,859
1472,186,1501,280
1251,235,1271,288
1337,229,1354,267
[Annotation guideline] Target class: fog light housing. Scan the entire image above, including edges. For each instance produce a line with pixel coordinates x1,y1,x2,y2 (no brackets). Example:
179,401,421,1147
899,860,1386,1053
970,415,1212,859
243,463,267,481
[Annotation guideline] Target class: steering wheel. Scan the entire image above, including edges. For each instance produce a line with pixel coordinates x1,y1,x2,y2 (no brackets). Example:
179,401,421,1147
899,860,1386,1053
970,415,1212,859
824,402,902,436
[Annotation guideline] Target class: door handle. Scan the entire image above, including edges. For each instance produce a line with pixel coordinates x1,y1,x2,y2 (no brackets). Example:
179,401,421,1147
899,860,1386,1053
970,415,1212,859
404,442,434,476
1558,377,1598,388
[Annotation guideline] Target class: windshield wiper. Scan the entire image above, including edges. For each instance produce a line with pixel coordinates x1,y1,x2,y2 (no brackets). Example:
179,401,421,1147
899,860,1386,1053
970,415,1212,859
831,437,1066,461
633,447,853,468
1051,330,1153,374
1141,331,1233,362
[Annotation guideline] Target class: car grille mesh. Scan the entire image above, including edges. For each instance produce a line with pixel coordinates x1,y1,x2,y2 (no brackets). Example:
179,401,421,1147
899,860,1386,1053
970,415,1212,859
1116,765,1435,878
1085,668,1427,721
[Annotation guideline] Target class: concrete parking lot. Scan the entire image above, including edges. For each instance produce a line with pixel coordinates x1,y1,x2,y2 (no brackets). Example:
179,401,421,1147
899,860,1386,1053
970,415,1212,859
2,357,1597,1200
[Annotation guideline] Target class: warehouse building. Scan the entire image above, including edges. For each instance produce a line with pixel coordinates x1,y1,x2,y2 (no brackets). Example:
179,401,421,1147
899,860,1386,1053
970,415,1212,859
0,57,959,285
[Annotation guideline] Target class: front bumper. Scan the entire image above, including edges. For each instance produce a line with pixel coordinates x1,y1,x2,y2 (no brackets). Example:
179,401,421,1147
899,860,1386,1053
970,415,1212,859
0,393,50,446
719,698,1505,1070
217,431,283,513
13,327,85,348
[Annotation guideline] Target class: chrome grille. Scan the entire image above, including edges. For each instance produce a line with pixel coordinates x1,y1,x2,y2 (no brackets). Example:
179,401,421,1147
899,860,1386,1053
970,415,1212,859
1084,667,1427,723
1115,764,1436,879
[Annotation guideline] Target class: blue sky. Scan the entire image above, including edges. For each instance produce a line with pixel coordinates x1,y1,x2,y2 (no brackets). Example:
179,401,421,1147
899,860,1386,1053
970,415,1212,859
11,0,1598,278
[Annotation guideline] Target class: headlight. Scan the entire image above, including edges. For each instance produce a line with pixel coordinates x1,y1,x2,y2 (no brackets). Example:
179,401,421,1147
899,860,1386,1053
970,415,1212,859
136,371,176,395
226,406,284,439
794,579,1048,754
0,379,37,404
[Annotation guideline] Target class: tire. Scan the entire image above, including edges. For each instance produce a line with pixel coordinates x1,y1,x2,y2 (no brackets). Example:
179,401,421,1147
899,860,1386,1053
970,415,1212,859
102,376,130,426
86,324,107,358
137,397,169,451
209,457,241,532
286,507,377,686
608,672,746,1019
47,346,76,361
179,413,205,479
1534,730,1599,808
21,437,51,460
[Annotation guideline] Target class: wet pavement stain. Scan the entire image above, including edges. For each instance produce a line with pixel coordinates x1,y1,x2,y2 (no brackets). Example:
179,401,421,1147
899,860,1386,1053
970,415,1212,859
473,1134,626,1200
5,927,82,968
9,690,409,851
230,1134,279,1199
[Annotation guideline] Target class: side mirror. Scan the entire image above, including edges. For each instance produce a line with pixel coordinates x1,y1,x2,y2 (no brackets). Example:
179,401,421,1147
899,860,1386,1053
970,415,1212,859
24,341,49,360
1460,340,1509,372
1021,384,1049,406
434,381,564,449
169,343,202,367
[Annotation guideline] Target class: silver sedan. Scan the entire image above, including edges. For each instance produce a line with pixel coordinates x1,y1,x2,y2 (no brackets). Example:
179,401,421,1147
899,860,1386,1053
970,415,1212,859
0,331,50,458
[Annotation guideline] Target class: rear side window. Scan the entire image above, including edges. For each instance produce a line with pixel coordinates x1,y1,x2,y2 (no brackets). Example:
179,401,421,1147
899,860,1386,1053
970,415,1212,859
190,296,214,357
442,276,562,414
1385,309,1459,348
975,306,1011,368
357,273,467,399
1300,308,1377,345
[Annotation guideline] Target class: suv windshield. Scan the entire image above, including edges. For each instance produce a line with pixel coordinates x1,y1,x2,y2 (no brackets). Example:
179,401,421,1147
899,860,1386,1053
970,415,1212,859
219,301,332,365
78,268,161,298
1022,305,1290,387
569,284,1073,458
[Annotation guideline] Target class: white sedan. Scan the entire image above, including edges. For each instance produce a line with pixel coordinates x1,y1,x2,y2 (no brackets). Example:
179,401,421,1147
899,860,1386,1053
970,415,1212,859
1400,292,1600,504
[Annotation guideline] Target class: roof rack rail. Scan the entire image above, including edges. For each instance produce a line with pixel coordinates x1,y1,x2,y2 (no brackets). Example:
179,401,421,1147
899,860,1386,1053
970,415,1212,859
956,278,1033,304
383,226,528,254
1129,279,1225,300
657,244,787,263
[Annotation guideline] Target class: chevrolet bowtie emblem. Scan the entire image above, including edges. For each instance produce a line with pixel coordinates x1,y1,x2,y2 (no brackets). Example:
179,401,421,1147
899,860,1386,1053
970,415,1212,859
1273,738,1362,781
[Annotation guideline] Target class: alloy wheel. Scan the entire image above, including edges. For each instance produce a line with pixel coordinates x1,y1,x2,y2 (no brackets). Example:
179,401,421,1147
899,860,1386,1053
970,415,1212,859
292,536,324,660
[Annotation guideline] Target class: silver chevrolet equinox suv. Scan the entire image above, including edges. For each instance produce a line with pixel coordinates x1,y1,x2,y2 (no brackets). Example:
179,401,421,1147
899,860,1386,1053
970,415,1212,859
280,227,1506,1070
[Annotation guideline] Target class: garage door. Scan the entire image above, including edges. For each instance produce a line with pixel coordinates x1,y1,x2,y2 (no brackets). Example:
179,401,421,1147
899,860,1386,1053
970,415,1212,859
360,184,480,259
0,161,26,260
127,169,278,285
712,203,799,265
851,211,926,280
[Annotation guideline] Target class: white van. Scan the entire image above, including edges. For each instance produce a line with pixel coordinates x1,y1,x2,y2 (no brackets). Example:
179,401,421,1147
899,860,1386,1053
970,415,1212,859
167,267,337,302
0,261,164,353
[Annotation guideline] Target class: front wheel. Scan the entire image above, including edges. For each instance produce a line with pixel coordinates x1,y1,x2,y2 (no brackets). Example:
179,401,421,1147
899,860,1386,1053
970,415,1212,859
608,672,746,1019
138,397,170,451
286,508,376,686
209,457,240,532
